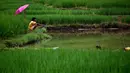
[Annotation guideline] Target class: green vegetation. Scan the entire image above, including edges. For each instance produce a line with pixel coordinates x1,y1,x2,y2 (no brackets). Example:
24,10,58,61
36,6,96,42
122,16,130,23
0,49,130,73
27,15,114,24
41,0,130,8
25,8,130,15
0,0,130,72
0,14,29,38
0,0,130,38
0,0,129,37
5,28,51,47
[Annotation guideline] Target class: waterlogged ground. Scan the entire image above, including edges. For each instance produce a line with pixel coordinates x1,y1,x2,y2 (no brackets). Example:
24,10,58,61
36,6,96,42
23,33,130,50
0,33,130,50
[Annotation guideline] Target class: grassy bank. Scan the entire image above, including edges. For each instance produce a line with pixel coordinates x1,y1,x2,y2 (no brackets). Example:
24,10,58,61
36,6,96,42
5,28,51,47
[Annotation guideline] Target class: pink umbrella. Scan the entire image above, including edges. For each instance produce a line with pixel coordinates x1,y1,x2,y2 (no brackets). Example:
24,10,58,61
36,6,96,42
15,4,29,15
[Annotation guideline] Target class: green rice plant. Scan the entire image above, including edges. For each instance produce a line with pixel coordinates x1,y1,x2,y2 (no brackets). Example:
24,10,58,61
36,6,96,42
85,0,130,8
1,0,130,9
26,9,98,15
28,3,45,10
27,15,114,24
0,14,29,38
122,16,130,23
0,49,130,73
100,8,130,15
1,0,130,15
43,0,130,8
5,28,52,47
0,2,32,10
4,8,130,16
54,0,76,8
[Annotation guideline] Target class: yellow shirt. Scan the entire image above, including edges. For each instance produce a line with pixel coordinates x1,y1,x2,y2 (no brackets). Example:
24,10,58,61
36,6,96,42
28,21,37,30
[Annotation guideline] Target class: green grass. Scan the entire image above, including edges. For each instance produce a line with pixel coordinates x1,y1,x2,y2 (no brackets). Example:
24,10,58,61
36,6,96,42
0,1,130,73
0,49,130,73
27,15,114,24
0,0,130,37
0,14,29,38
42,0,130,8
25,8,130,15
122,16,130,23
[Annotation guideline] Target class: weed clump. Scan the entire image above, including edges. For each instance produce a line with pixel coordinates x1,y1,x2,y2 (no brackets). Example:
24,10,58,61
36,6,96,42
5,28,52,47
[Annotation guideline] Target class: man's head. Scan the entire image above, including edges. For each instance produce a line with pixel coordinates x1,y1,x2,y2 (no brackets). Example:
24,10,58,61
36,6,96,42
32,17,36,21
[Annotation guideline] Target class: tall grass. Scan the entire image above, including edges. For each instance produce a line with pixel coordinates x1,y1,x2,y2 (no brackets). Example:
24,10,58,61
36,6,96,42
0,0,130,38
122,16,130,23
43,0,130,8
0,49,130,73
99,8,130,15
27,15,114,24
2,0,130,9
0,14,29,38
0,1,32,10
3,7,130,17
25,8,130,15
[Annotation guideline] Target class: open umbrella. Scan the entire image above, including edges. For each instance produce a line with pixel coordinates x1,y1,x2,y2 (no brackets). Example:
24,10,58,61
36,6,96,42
15,4,29,16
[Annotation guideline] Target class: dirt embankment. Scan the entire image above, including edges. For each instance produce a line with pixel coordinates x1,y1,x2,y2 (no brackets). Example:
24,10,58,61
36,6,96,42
47,25,130,33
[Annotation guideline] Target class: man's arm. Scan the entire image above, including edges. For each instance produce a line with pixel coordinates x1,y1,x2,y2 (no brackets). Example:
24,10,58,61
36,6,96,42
37,23,46,27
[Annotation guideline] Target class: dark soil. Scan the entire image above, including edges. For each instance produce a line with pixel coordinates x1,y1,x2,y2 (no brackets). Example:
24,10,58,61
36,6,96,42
47,25,130,33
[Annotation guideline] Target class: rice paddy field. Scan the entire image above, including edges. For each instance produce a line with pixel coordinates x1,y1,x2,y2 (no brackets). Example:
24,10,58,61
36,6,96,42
0,0,130,37
0,49,130,73
0,0,130,73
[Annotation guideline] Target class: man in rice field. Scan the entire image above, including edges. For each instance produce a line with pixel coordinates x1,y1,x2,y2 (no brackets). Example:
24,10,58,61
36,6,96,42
28,17,46,31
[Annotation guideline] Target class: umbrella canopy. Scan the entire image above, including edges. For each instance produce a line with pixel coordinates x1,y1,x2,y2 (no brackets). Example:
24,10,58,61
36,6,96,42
15,4,29,15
